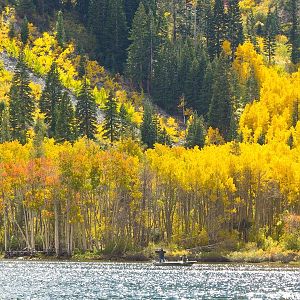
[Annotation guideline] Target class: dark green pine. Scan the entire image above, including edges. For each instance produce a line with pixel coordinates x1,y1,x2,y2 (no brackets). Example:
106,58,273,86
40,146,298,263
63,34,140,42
76,0,90,24
124,0,141,27
9,56,35,144
76,79,97,140
201,62,214,121
227,0,244,58
20,16,29,45
103,0,128,72
55,92,76,143
264,9,278,64
141,103,156,148
126,2,151,91
288,0,300,65
102,94,121,143
186,113,205,148
119,103,131,140
0,101,11,143
56,11,66,48
212,0,227,58
39,62,63,138
208,55,232,141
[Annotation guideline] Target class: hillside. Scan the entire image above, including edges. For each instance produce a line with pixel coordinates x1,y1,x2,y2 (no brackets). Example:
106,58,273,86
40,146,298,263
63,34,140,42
0,0,299,260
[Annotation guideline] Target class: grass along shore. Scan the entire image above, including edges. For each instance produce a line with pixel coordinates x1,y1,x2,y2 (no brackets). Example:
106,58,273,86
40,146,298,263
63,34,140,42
1,244,300,265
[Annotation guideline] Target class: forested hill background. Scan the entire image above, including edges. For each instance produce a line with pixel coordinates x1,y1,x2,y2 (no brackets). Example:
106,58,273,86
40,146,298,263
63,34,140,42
0,0,299,260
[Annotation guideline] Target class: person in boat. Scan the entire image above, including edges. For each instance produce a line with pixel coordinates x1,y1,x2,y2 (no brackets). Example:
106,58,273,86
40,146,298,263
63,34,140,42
158,248,166,263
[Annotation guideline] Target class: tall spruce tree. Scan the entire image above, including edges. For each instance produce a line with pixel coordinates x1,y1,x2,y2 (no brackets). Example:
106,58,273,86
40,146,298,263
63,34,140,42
103,0,128,72
201,62,214,120
55,92,76,143
127,3,152,91
141,103,156,148
76,0,90,24
184,49,208,113
124,0,141,27
208,55,232,140
0,101,10,143
102,94,121,143
119,103,132,139
288,0,300,65
227,0,244,57
264,8,278,64
246,9,258,51
186,113,205,148
39,63,63,138
33,116,47,158
152,41,180,111
17,0,35,17
9,56,34,144
56,11,66,48
211,0,227,58
76,79,97,139
20,16,29,45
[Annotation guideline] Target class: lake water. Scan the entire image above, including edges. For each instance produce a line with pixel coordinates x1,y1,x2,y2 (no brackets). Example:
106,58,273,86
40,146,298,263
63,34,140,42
0,261,299,299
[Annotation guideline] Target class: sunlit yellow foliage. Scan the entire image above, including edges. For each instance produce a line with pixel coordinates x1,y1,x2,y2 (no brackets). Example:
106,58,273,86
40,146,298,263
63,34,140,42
233,41,266,84
29,82,42,101
222,40,232,56
239,0,255,11
0,62,12,103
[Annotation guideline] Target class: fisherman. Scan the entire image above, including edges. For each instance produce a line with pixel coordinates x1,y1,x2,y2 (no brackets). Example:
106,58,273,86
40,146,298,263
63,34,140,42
182,254,187,263
158,248,166,263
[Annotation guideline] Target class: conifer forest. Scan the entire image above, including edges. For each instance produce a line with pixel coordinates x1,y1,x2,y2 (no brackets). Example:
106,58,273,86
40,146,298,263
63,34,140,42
0,0,299,259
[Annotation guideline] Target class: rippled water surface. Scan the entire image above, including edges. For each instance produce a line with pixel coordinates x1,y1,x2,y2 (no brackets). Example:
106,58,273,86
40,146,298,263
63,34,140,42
0,261,299,299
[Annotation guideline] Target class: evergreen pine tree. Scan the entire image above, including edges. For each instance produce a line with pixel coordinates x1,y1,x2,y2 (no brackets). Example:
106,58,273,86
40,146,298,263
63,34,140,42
103,0,128,72
76,0,90,24
87,0,107,49
33,116,47,158
201,62,214,120
0,101,10,143
20,16,29,45
288,0,300,65
9,55,34,144
184,49,208,113
39,63,63,138
152,41,180,111
55,92,76,143
141,103,156,148
227,0,244,58
78,54,87,78
17,0,35,17
208,55,232,140
264,8,278,64
102,94,121,143
127,3,152,91
8,22,16,39
211,0,227,58
246,9,258,51
56,11,66,48
119,103,131,140
186,113,205,148
76,79,97,140
124,0,141,27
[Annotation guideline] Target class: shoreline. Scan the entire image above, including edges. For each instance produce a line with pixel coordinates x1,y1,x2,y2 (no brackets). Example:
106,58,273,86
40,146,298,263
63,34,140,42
1,252,300,266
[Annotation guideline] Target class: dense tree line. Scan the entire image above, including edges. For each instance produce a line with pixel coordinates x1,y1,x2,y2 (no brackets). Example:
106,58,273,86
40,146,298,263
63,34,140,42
0,140,300,255
0,0,300,256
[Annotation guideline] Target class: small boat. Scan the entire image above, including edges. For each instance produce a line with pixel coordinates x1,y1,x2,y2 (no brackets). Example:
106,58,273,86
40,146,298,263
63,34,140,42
153,260,197,266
